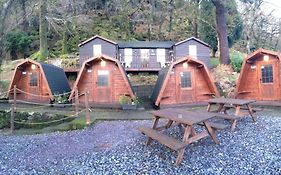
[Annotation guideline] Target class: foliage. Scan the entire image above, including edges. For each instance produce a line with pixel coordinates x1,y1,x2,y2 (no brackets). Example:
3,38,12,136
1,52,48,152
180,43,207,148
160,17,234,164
230,51,244,72
4,29,33,59
0,111,9,129
53,93,70,104
118,95,139,105
61,58,79,69
210,57,220,68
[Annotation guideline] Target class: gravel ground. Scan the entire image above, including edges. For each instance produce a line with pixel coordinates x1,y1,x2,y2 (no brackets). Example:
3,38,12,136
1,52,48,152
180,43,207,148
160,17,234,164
0,109,280,175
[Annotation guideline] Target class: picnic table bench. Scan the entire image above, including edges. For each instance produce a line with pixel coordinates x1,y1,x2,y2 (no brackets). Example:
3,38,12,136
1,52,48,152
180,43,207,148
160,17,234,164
139,108,226,165
207,97,258,131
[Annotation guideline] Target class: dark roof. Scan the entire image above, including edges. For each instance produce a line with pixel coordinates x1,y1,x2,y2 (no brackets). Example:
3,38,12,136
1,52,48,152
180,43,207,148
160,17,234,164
150,66,169,104
175,37,210,48
118,41,175,49
40,63,71,94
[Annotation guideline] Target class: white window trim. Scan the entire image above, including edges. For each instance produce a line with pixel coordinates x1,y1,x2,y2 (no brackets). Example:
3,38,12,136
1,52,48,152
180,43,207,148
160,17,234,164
124,48,133,68
189,45,197,59
157,49,166,67
93,44,102,57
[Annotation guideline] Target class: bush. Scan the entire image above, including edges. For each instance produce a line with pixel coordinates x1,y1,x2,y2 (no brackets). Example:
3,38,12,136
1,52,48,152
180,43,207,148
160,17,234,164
230,51,244,73
0,111,10,129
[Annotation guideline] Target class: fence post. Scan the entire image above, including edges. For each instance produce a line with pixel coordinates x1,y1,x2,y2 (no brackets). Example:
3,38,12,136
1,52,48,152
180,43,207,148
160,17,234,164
10,85,16,133
85,91,90,125
75,88,79,117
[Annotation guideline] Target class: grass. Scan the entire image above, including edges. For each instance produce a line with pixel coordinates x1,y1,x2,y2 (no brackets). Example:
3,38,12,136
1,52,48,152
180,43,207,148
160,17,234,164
210,57,219,68
0,102,154,135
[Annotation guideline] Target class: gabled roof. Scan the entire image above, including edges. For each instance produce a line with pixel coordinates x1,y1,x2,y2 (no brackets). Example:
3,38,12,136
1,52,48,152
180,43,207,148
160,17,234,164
175,36,210,48
151,56,218,106
69,54,134,100
78,35,117,47
118,41,175,49
244,48,281,61
9,59,71,97
235,48,281,97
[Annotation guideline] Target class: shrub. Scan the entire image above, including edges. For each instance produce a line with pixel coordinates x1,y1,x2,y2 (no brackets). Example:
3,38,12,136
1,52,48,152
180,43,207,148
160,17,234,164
230,51,244,73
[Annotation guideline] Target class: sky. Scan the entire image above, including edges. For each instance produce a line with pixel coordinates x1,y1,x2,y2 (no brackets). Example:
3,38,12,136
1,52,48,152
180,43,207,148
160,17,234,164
262,0,281,18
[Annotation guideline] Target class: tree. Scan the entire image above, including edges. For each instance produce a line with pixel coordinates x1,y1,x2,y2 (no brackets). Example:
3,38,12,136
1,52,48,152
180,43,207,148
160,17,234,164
211,0,230,64
4,29,32,59
39,0,48,60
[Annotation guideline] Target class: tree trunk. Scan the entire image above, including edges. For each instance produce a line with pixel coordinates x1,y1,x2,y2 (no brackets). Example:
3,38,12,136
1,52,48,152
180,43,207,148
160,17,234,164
39,0,48,60
0,0,15,59
21,0,28,32
212,0,230,64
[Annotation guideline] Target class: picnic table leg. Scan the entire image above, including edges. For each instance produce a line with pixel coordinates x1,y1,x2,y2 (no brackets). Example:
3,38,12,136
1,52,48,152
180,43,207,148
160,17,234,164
146,116,160,145
216,103,224,113
190,127,197,137
230,105,241,132
176,149,185,165
175,126,191,165
165,120,173,129
247,104,256,122
204,121,219,144
231,119,237,132
207,103,211,112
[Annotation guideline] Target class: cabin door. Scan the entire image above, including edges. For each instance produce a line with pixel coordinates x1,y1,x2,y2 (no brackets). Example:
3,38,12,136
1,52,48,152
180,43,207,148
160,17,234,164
258,62,278,100
176,69,194,103
28,72,40,100
94,70,111,103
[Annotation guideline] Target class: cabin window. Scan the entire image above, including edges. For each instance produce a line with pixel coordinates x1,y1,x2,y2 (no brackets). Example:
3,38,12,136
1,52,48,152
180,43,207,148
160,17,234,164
157,49,166,67
261,65,273,83
93,44,102,57
97,70,109,86
124,48,133,67
29,72,38,86
189,45,197,58
141,49,149,61
180,71,192,88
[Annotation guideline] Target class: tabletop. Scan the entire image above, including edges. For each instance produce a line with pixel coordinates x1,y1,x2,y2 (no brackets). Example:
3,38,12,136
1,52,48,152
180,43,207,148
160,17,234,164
151,108,217,125
207,97,256,106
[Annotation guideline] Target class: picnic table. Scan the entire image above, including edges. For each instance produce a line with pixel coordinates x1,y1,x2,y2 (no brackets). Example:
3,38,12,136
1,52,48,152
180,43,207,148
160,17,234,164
139,108,226,165
207,97,257,131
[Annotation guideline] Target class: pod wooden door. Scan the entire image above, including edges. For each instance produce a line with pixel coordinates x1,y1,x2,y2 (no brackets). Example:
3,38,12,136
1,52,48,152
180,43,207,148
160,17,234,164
258,61,279,100
176,68,194,103
94,69,112,103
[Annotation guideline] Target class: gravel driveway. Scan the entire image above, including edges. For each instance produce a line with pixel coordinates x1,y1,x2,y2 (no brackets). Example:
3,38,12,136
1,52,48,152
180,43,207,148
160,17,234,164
0,109,280,175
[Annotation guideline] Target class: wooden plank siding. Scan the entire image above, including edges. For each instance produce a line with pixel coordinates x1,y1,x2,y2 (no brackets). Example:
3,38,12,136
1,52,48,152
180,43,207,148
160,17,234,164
174,39,211,68
235,48,281,101
79,37,117,66
70,55,134,107
152,56,219,107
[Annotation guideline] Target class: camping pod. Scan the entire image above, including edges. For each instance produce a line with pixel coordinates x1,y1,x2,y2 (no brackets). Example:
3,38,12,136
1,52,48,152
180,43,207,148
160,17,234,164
235,48,281,101
8,59,71,103
151,56,219,107
69,55,134,107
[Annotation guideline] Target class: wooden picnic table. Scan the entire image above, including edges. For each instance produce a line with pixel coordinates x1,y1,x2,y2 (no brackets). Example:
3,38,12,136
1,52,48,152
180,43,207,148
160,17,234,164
207,97,257,131
139,108,226,165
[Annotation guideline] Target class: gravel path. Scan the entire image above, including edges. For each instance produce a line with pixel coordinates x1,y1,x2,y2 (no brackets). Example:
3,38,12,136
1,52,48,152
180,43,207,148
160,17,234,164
0,110,280,175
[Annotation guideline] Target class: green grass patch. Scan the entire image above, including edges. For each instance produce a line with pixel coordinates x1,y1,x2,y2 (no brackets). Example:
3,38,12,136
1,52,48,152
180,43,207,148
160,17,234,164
210,57,219,68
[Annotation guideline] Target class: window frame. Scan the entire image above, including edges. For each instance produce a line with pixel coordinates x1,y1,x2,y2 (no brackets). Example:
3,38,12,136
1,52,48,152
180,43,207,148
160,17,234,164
93,44,102,57
29,72,38,87
180,71,192,88
97,70,109,87
261,64,273,84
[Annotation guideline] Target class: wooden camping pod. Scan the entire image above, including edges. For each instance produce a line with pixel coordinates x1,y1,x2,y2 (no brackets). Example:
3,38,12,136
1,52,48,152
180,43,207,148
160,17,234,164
69,55,134,107
151,56,219,107
235,48,281,101
8,59,71,103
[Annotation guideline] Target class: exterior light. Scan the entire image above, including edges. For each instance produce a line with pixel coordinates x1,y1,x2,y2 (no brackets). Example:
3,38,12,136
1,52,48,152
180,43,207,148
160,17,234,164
31,64,36,70
263,55,269,62
183,62,188,69
101,60,106,67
